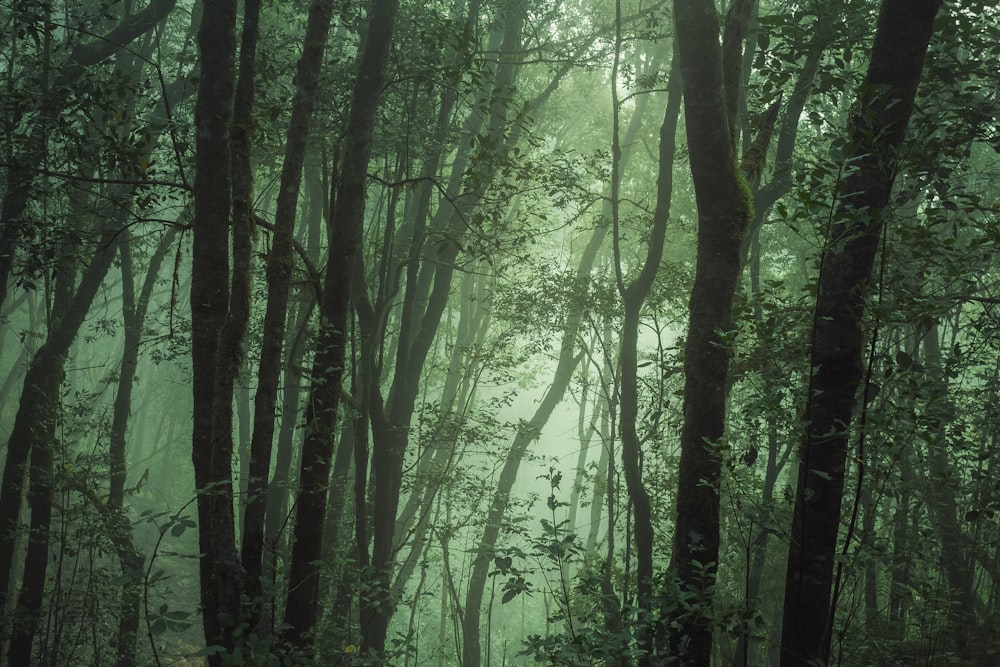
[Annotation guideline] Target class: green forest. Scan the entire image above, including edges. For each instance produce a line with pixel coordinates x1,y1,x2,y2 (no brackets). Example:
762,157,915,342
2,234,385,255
0,0,998,664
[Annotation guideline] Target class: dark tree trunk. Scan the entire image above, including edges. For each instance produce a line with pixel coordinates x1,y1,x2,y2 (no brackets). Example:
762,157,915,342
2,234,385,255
780,2,941,665
231,0,262,557
263,148,324,564
358,0,538,657
242,0,330,626
263,301,312,556
388,270,492,603
0,227,118,665
281,0,399,651
668,0,756,663
190,1,242,662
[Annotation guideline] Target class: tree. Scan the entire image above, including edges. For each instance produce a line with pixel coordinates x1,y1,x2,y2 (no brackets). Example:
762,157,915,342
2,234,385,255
281,0,401,652
241,0,322,632
2,1,999,664
0,5,182,659
780,2,942,665
611,38,681,664
189,0,242,661
0,0,178,313
668,0,757,662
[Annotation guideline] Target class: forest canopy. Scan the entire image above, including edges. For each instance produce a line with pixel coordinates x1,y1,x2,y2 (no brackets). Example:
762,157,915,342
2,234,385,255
0,0,999,665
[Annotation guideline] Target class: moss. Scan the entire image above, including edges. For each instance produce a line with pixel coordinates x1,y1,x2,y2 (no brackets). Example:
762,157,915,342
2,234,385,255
734,162,755,238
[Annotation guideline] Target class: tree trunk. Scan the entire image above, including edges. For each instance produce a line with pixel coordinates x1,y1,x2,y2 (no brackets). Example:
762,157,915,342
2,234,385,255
461,343,582,667
613,44,681,663
190,0,242,661
230,0,262,553
281,0,399,651
109,228,175,667
242,0,331,626
360,0,530,656
780,2,941,665
920,321,978,650
262,145,323,563
668,0,756,663
0,226,118,665
389,270,492,603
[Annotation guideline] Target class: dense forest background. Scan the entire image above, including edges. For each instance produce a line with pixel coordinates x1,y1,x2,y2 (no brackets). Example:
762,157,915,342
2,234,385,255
0,0,998,665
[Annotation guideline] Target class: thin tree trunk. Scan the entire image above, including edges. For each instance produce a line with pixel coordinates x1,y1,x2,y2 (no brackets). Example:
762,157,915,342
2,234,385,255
281,0,399,651
262,146,325,561
361,0,533,656
920,321,978,650
612,43,680,663
242,0,331,625
109,228,175,667
461,31,661,663
887,454,913,639
780,2,941,664
0,226,118,665
734,225,796,665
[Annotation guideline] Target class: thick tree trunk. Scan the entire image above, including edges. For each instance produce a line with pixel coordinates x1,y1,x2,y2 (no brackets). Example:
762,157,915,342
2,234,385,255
190,1,242,662
780,2,941,665
230,0,262,554
668,0,756,663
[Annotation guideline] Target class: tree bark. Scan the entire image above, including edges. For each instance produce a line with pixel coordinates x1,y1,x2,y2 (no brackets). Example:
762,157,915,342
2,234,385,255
780,2,941,665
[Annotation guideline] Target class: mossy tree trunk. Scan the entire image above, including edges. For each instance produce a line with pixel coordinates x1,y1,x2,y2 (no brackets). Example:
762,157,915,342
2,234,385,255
668,0,757,662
